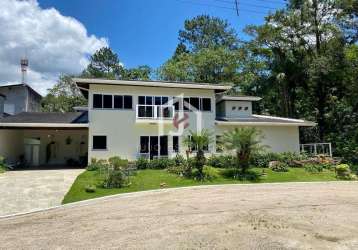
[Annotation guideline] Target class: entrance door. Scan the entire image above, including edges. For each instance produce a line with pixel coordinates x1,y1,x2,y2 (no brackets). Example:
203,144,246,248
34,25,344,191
24,138,41,166
150,136,159,159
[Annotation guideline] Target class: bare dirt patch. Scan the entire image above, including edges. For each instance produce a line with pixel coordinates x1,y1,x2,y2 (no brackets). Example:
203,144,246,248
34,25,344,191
1,182,358,249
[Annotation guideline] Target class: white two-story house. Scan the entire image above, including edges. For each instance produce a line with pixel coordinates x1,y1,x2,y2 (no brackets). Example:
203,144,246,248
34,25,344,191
0,78,315,167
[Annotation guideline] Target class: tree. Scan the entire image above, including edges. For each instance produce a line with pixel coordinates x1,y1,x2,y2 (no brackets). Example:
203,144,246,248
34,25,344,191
41,75,87,112
122,65,151,80
83,47,152,81
83,47,123,79
179,15,238,51
222,127,266,175
158,15,240,84
183,129,213,179
159,47,241,84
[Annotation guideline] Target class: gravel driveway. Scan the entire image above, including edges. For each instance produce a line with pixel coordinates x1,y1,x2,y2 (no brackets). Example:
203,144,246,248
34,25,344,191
1,182,358,249
0,169,83,216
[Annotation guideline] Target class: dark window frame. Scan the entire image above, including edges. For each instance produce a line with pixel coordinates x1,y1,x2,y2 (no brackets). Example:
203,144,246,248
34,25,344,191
92,136,107,150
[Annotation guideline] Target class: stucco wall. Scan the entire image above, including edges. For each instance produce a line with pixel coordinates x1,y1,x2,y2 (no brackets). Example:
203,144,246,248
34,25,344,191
0,129,24,163
224,100,252,118
88,84,217,161
216,125,300,153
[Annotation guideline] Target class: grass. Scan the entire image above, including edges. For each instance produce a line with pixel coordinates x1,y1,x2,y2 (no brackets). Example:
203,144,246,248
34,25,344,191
62,167,338,204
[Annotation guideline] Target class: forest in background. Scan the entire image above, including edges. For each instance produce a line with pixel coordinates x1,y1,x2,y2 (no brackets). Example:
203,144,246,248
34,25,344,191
42,0,358,163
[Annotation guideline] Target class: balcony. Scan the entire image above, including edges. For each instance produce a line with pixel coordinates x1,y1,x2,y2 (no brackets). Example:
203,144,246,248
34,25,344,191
136,104,174,123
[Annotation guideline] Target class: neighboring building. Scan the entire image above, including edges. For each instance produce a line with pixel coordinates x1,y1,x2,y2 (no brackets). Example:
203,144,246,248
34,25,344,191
0,93,5,118
0,83,42,116
0,78,315,167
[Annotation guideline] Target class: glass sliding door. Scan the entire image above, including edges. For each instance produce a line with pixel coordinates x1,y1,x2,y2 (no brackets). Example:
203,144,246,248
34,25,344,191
139,136,169,159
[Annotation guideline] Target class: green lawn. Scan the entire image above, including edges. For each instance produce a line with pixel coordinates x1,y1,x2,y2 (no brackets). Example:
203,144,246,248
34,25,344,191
62,167,338,204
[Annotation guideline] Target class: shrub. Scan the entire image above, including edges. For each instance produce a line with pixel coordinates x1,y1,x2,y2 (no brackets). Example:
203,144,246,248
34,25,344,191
269,161,289,172
202,166,220,180
136,157,149,169
148,158,176,169
87,158,107,171
174,154,186,167
0,156,7,172
85,184,96,193
251,152,307,168
108,156,128,170
221,168,260,181
103,169,130,188
304,164,323,173
335,164,356,180
207,155,235,168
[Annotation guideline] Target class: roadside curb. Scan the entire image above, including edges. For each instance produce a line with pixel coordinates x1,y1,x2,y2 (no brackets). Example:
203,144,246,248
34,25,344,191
0,180,355,220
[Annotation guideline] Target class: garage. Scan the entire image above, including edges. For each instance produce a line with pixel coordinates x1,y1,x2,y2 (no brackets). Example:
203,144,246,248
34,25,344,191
0,112,88,168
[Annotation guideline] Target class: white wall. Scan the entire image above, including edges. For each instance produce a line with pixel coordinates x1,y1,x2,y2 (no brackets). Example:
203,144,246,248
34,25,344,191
0,129,24,163
224,100,252,118
88,84,217,161
216,125,300,153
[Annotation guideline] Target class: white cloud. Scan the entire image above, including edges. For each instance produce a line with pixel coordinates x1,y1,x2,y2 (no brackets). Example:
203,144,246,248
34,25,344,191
0,0,108,95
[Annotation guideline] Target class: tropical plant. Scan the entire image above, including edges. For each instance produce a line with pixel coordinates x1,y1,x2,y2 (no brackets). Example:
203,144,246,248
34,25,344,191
183,129,214,179
222,127,266,175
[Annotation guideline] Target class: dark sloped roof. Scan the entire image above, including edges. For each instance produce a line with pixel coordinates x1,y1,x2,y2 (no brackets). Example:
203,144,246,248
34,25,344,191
216,116,308,124
0,112,88,124
216,115,315,126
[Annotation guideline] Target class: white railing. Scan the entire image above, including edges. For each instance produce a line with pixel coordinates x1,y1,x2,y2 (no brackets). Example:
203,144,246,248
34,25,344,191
300,143,332,157
136,104,174,120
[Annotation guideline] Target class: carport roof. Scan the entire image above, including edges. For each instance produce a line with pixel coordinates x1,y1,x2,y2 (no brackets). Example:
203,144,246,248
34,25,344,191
0,112,88,128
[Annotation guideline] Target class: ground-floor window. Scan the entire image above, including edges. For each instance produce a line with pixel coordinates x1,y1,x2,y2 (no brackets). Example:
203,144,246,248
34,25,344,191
173,136,179,153
140,136,168,159
93,136,107,150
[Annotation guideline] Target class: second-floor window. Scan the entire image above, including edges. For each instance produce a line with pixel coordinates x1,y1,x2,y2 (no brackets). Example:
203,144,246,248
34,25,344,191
93,94,132,110
176,97,212,112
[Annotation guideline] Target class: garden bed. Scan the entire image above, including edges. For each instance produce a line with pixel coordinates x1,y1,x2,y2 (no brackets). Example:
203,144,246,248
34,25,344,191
62,167,338,204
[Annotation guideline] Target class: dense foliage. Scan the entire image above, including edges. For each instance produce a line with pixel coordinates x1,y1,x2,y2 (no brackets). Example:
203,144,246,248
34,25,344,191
159,1,358,163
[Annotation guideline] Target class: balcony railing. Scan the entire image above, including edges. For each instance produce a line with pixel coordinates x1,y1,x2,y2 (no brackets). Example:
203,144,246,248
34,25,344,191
136,104,174,120
300,143,332,157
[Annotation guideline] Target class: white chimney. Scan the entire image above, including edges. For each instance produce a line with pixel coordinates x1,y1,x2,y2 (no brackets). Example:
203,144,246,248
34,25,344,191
21,58,29,84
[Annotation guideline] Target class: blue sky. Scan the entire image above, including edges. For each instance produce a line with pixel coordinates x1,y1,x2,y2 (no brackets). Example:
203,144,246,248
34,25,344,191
38,0,286,69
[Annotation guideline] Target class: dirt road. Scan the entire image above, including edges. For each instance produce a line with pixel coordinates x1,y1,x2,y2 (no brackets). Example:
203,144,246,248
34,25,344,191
1,182,358,249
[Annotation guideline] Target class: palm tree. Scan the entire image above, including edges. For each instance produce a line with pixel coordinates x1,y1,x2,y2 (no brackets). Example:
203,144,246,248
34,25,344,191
223,127,266,175
183,129,213,178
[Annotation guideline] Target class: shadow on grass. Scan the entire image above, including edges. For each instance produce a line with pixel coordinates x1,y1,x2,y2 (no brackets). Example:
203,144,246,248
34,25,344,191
220,168,261,182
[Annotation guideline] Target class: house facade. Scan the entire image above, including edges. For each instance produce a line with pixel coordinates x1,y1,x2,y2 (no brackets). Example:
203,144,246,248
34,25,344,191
0,78,315,167
76,78,315,162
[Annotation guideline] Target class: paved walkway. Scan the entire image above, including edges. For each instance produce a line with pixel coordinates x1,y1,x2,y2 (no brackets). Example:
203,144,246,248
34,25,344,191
1,182,358,249
0,169,83,216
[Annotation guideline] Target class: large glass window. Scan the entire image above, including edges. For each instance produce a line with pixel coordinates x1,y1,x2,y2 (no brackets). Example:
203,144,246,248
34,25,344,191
202,98,211,111
114,95,123,109
123,95,133,109
93,94,103,108
190,97,200,110
93,136,107,150
103,95,113,109
173,136,179,153
93,94,132,110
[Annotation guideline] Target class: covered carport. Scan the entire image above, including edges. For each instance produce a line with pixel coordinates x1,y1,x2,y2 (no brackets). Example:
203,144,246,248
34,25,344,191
0,112,88,168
